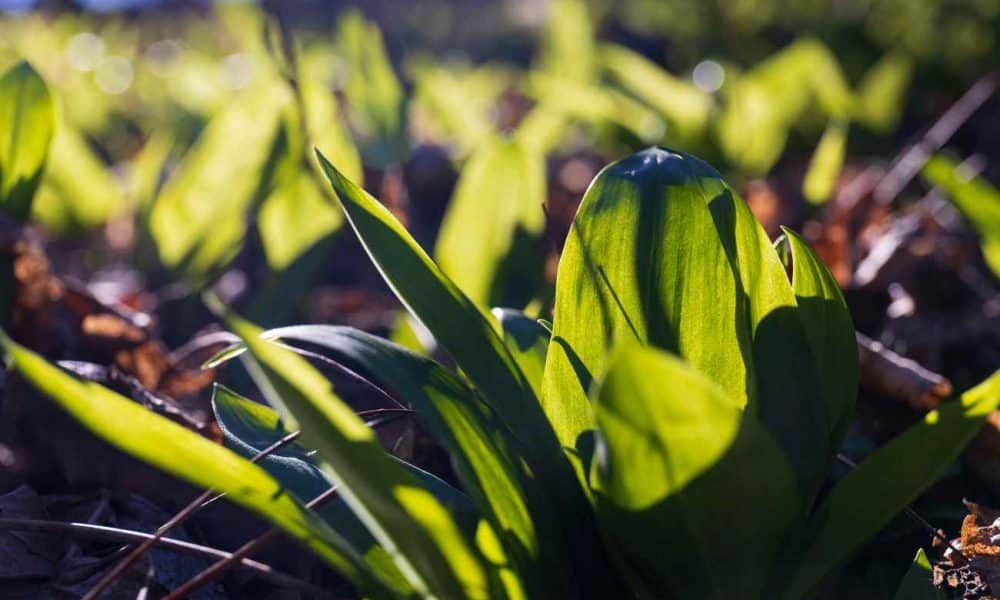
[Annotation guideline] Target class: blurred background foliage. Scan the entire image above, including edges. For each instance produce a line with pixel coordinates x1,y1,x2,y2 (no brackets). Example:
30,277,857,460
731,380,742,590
0,0,997,330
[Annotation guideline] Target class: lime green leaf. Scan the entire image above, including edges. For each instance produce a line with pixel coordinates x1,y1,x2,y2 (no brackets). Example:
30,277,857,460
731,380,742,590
591,345,798,599
32,124,126,232
539,0,596,85
0,332,394,598
412,63,509,156
854,52,913,134
149,82,288,282
304,80,362,185
922,155,1000,278
0,61,53,222
492,308,549,399
782,227,858,446
893,549,943,600
786,370,1000,598
434,137,546,308
335,10,407,167
544,147,826,496
598,44,711,142
258,172,343,271
803,119,848,206
224,311,491,600
128,132,173,211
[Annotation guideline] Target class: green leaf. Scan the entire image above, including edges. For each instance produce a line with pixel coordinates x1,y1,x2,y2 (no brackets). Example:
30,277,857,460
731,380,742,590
149,82,288,282
32,123,126,232
854,52,913,134
0,332,395,599
258,171,343,271
922,155,1000,278
240,324,560,597
335,10,407,167
598,44,711,142
223,310,492,600
591,345,798,599
213,383,478,589
434,137,546,308
412,63,509,157
785,369,1000,598
803,119,848,206
315,149,545,455
303,80,362,185
782,227,858,448
893,549,943,600
538,0,596,85
544,147,827,497
492,308,549,399
0,61,53,222
315,151,624,598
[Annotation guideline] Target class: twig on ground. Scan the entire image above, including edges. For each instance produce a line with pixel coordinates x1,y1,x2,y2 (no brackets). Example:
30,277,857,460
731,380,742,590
0,518,332,598
856,332,953,411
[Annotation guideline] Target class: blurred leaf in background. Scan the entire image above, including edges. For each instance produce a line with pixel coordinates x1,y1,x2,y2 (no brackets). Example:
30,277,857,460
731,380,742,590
0,61,53,222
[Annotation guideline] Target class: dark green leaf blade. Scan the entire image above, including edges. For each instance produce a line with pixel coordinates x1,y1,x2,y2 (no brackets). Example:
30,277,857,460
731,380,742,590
224,310,492,600
893,549,943,600
591,344,798,599
492,309,549,399
782,226,858,448
786,370,1000,598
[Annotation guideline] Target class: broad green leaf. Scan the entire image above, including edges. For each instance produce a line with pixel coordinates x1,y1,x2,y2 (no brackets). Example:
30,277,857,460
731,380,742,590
149,82,288,282
598,44,711,142
513,104,567,155
0,61,53,222
128,132,173,211
803,120,848,206
335,10,407,167
591,345,797,599
782,227,858,447
544,147,827,496
224,310,491,600
492,308,549,399
717,75,790,175
854,52,913,134
893,549,943,600
315,150,624,598
0,332,395,599
922,155,1000,278
32,124,126,232
258,172,343,271
435,137,546,308
785,369,1000,598
238,325,559,597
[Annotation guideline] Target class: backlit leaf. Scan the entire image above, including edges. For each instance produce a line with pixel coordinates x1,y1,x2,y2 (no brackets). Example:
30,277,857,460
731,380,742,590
0,61,53,222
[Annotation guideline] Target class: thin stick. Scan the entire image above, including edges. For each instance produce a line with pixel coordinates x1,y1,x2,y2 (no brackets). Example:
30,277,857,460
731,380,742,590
82,430,302,600
873,72,997,206
0,518,332,598
164,484,342,600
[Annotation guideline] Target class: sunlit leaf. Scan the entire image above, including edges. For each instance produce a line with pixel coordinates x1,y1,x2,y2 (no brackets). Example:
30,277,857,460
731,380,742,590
803,119,848,205
435,137,546,308
539,0,596,85
591,345,798,599
223,310,492,600
782,227,858,447
892,549,943,600
786,370,1000,598
544,147,826,497
258,172,343,271
0,331,396,599
336,10,407,167
0,61,53,222
854,51,913,134
599,44,711,142
492,308,549,399
921,155,1000,278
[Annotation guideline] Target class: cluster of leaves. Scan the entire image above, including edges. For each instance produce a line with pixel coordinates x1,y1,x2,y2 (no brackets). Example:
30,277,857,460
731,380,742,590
4,71,999,595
